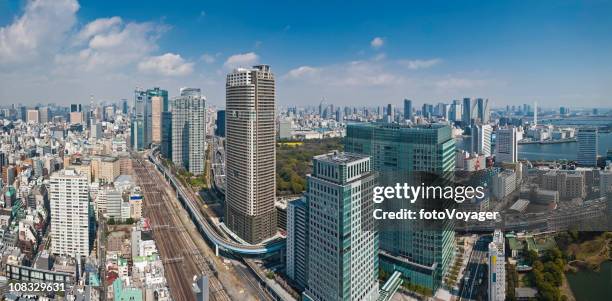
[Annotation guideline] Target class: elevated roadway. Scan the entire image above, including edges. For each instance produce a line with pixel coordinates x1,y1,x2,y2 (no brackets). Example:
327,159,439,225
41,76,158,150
144,152,285,255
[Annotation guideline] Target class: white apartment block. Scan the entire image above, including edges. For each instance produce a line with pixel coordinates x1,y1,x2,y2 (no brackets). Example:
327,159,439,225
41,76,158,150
492,170,517,200
50,169,90,257
171,88,206,175
472,124,492,157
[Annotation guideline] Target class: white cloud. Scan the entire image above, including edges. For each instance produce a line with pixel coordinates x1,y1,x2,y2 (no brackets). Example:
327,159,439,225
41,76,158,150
223,52,259,69
0,0,79,65
200,53,216,64
138,53,194,76
279,58,503,106
399,58,442,70
55,19,164,73
284,60,403,87
435,77,487,90
373,53,386,61
370,37,384,49
285,66,319,79
0,0,212,105
75,16,122,44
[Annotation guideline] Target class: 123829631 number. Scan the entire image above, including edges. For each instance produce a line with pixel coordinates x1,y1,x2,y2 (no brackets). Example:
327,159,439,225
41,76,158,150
8,281,65,293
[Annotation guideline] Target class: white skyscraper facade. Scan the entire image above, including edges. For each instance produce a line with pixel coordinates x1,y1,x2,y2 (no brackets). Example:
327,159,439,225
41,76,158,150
304,152,379,301
577,128,598,166
50,169,90,257
225,65,277,244
495,127,518,164
488,230,506,301
472,124,493,156
171,88,207,175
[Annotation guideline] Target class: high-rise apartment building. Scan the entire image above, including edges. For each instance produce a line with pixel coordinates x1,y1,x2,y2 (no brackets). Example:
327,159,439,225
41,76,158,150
488,230,506,301
345,123,455,291
287,197,308,290
151,96,163,143
225,65,277,244
171,88,206,175
50,169,90,257
471,124,493,156
577,128,598,166
148,87,168,145
495,127,518,164
304,152,379,301
403,99,413,121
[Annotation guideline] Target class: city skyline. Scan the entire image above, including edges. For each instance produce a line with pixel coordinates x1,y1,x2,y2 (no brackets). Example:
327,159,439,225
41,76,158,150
1,0,612,107
1,2,612,301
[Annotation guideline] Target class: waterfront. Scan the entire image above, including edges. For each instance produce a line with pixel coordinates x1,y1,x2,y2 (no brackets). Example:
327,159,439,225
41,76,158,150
518,133,612,161
566,261,612,301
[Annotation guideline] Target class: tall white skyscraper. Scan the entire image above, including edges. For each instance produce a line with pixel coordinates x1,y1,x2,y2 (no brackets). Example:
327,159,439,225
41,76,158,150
488,230,506,301
171,88,207,175
225,65,277,244
577,128,598,166
495,127,518,164
304,152,379,301
472,124,493,156
151,95,163,144
50,169,90,257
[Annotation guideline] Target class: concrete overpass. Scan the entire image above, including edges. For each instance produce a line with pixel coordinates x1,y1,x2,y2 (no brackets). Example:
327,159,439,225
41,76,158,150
145,152,285,256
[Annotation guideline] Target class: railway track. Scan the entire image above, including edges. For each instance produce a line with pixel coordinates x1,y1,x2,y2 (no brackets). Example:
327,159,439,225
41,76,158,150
133,156,230,301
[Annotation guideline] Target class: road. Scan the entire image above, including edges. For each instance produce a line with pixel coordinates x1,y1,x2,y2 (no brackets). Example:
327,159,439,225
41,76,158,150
458,235,489,301
132,154,231,301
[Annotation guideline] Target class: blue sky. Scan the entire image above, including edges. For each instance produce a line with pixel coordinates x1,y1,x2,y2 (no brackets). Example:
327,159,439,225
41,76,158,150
1,0,611,108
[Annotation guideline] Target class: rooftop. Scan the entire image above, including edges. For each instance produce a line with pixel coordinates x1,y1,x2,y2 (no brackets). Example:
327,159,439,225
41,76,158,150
313,151,368,164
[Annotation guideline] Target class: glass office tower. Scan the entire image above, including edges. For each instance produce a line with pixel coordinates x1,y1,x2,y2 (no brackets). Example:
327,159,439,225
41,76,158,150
304,152,379,301
344,123,456,291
